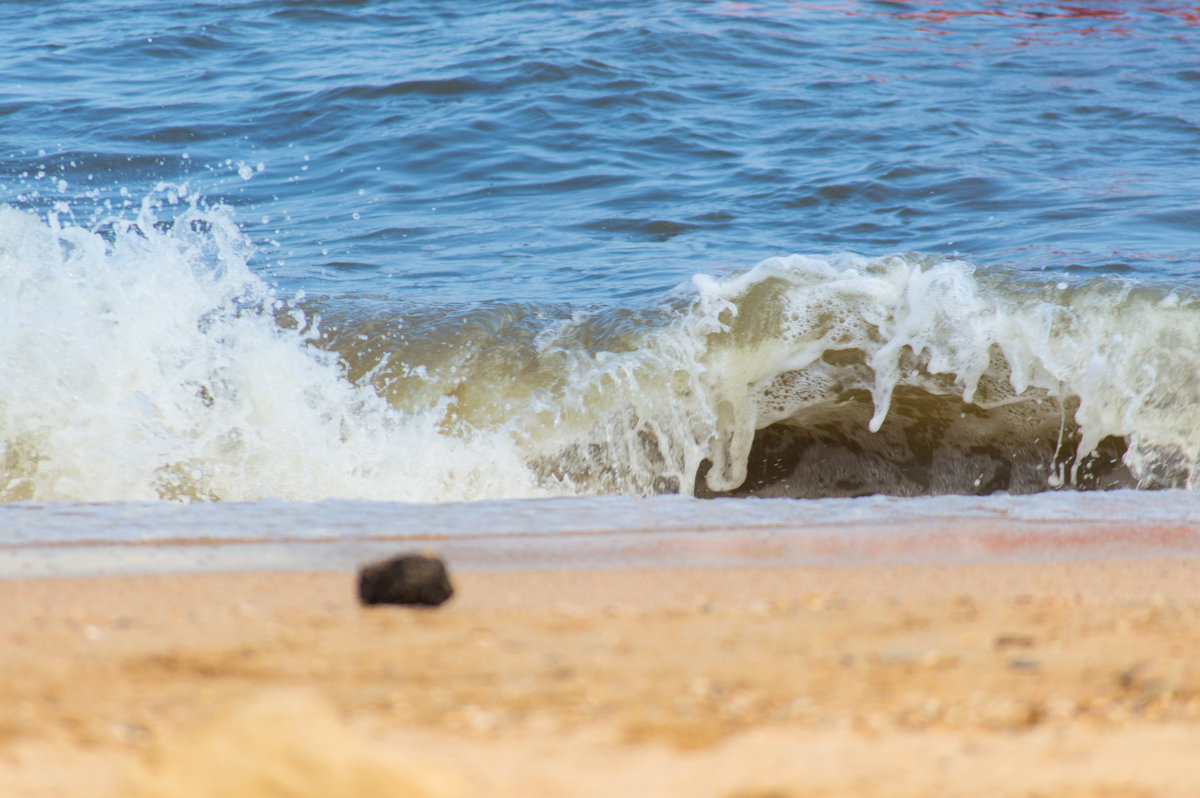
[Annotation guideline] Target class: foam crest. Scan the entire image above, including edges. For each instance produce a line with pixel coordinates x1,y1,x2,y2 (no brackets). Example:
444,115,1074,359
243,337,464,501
690,254,1200,493
0,201,542,502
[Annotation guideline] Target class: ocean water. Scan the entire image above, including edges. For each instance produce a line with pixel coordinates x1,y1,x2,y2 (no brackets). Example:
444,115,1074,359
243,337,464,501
3,1,1200,565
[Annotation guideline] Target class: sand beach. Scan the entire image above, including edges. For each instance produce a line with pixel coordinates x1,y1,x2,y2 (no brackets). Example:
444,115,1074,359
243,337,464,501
3,551,1200,797
7,3,1200,796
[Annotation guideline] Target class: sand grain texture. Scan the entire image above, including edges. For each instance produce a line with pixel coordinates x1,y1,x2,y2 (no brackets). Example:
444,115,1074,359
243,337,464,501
2,561,1200,797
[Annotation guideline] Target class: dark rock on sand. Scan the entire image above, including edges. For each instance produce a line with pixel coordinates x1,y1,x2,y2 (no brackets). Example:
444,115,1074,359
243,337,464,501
358,553,454,607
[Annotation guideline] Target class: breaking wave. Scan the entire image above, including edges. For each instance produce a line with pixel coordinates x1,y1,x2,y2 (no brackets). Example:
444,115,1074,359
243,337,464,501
4,198,1200,503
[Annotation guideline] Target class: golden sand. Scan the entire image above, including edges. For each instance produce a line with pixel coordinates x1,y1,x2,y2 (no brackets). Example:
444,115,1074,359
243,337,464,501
3,560,1200,797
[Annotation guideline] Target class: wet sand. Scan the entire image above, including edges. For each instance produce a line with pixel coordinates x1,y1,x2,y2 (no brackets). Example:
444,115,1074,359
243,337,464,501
3,558,1200,797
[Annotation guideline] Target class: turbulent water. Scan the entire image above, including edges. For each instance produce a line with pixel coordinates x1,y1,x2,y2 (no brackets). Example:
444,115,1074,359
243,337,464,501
4,1,1200,507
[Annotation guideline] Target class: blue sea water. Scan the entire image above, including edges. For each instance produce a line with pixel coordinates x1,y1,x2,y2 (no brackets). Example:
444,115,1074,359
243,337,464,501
4,1,1200,528
9,0,1200,300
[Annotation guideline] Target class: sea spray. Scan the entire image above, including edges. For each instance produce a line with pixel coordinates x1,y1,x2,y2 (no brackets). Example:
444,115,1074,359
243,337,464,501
0,201,543,503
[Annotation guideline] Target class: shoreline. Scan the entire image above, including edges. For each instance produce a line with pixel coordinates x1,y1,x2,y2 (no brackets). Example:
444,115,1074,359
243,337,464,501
4,557,1200,796
5,489,1200,580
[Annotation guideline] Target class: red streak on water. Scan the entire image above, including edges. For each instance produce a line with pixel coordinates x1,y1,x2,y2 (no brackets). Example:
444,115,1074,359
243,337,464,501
715,1,1200,37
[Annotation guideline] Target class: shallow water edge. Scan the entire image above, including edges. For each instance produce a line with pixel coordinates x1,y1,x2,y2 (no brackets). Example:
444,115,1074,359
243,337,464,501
5,490,1200,578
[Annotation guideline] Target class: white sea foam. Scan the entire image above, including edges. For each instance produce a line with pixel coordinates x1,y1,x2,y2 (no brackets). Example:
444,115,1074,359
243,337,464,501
3,200,1200,504
0,200,544,503
688,253,1200,492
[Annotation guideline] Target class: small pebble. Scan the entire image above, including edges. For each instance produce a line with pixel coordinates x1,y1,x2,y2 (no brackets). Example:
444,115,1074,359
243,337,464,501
358,553,454,607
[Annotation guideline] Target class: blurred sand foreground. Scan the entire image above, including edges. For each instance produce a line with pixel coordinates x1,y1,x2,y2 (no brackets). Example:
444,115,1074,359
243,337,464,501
2,560,1200,797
